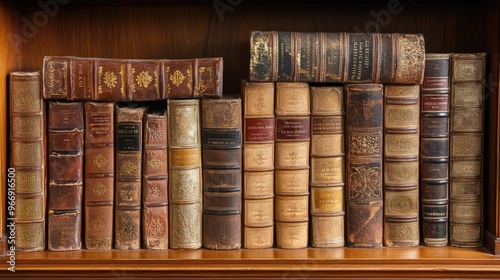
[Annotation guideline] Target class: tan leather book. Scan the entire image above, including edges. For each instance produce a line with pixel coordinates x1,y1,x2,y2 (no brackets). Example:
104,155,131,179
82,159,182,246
344,83,383,248
275,82,310,249
142,111,169,250
449,53,486,247
168,99,202,249
84,102,114,250
309,86,345,248
47,102,84,251
241,81,275,249
115,105,147,250
383,84,420,247
9,71,46,251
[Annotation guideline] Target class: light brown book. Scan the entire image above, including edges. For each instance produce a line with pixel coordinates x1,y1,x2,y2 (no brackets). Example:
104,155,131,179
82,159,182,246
449,53,486,247
168,99,202,249
241,81,275,249
309,86,345,248
383,85,420,247
275,82,310,249
9,71,46,251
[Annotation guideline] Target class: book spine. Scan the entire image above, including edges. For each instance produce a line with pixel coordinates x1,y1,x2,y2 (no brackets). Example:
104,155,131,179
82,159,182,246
9,71,46,251
47,102,84,251
168,99,202,249
128,60,161,101
344,83,383,248
383,84,420,247
242,81,275,249
43,56,70,100
115,105,147,250
163,59,194,99
449,53,486,247
96,59,128,101
142,111,169,250
84,102,114,250
275,82,310,249
309,86,345,248
201,99,242,249
193,58,223,98
420,53,451,246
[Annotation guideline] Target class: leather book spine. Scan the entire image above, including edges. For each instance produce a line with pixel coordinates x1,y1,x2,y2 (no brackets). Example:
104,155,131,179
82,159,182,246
162,59,194,99
309,86,345,248
69,57,94,100
275,82,310,249
383,85,420,247
276,31,294,82
420,53,451,246
249,31,274,82
47,102,84,251
294,32,320,82
142,111,169,250
43,56,70,100
168,99,202,249
343,33,378,83
393,33,426,84
128,59,161,101
241,81,275,249
115,105,147,250
201,98,242,249
193,57,223,98
449,53,486,247
95,59,127,101
9,71,46,251
321,32,344,83
344,83,383,248
84,102,114,250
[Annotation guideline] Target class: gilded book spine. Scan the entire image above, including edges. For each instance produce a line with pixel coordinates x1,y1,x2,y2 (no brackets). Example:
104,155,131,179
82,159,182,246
275,82,310,249
420,53,451,246
115,106,147,250
309,86,345,248
242,81,275,249
202,99,242,249
9,71,46,251
84,102,114,250
142,111,169,250
47,102,84,251
344,83,383,248
168,99,202,249
449,53,486,247
383,85,420,247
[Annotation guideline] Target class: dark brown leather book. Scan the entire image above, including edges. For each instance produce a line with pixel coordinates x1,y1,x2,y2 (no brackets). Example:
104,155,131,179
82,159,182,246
201,98,242,250
420,53,451,247
383,85,420,247
309,86,345,248
449,53,486,247
47,102,84,251
249,32,425,84
115,105,147,250
9,71,46,251
142,111,169,250
168,99,202,249
84,102,114,250
344,83,383,248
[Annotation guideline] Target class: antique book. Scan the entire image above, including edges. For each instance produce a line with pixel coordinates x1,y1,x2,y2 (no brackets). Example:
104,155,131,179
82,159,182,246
309,86,345,248
142,111,169,250
168,99,202,249
449,53,486,247
115,105,147,250
201,98,242,249
42,56,223,101
275,82,310,249
420,53,451,247
9,71,46,251
47,102,84,251
344,83,383,248
241,81,275,249
383,85,420,247
84,102,114,250
249,31,425,84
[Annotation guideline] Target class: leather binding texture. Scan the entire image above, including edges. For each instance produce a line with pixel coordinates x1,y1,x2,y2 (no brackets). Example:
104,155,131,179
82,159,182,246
344,83,384,248
383,85,420,247
241,81,275,249
47,101,84,251
9,71,46,251
449,53,486,247
309,86,345,248
201,98,242,249
249,31,425,84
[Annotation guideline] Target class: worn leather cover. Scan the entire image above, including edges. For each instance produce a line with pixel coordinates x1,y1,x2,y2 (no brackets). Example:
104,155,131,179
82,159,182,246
128,60,161,101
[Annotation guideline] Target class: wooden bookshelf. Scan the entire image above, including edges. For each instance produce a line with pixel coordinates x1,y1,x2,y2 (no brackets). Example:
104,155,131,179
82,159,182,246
1,0,500,278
